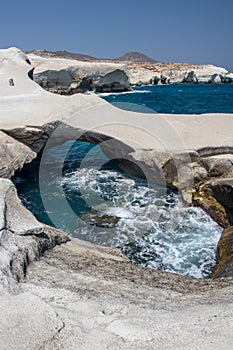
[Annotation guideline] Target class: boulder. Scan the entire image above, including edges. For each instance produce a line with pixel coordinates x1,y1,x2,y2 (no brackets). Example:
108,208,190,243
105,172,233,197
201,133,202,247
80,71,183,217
95,69,130,93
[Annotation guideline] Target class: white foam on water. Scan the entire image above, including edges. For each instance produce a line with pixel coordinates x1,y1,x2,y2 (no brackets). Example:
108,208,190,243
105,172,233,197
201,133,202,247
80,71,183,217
61,167,222,278
94,90,151,97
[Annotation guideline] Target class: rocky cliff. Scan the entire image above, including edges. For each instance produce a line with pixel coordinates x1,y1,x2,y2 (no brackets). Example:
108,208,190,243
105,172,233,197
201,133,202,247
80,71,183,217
126,61,232,85
27,49,233,95
28,53,130,94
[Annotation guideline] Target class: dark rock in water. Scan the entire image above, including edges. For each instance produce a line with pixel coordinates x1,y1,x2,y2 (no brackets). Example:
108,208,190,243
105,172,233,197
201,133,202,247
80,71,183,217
123,240,163,267
80,210,120,228
95,69,130,93
212,226,233,278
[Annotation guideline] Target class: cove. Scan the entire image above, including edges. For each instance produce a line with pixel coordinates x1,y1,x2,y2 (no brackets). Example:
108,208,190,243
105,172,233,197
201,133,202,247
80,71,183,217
13,140,222,278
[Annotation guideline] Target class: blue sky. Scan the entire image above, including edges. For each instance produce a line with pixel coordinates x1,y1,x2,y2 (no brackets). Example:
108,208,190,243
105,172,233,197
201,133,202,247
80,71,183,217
1,0,233,70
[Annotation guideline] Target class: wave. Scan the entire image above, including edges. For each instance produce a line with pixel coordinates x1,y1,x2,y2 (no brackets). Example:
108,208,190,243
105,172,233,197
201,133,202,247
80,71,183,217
92,90,151,97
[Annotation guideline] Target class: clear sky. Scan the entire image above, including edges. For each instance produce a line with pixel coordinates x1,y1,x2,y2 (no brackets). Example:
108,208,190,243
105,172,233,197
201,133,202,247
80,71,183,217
1,0,233,71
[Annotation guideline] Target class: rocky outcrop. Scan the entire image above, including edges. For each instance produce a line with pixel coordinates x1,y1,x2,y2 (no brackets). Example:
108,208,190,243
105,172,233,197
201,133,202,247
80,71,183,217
192,155,233,228
33,67,130,94
28,53,130,94
128,61,231,86
95,69,130,93
0,178,69,292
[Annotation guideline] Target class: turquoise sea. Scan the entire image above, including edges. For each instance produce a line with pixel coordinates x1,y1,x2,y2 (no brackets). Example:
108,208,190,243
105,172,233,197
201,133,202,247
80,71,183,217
101,83,233,114
14,84,232,278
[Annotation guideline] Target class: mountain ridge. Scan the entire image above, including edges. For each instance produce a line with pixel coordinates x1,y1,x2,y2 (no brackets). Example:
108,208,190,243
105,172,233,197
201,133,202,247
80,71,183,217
27,49,157,63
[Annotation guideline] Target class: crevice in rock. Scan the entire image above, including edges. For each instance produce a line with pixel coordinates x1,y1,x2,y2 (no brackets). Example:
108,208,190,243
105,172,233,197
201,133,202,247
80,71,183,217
38,317,66,350
197,146,233,158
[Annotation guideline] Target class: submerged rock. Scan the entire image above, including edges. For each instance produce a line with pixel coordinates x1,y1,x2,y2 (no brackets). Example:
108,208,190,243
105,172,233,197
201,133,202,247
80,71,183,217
81,210,120,228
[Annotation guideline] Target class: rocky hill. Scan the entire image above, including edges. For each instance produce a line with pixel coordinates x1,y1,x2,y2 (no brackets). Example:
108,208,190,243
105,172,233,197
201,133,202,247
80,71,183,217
115,51,157,63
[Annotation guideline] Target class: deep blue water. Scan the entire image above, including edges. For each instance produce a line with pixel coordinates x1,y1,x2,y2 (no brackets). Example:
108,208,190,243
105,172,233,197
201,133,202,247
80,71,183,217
101,84,233,114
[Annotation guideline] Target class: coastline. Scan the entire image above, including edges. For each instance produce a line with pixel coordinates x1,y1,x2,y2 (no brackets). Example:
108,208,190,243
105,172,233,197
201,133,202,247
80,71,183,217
1,47,233,348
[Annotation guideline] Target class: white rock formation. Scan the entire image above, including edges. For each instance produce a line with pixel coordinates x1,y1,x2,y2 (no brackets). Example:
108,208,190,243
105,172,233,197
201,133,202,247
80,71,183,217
28,53,130,93
128,62,230,85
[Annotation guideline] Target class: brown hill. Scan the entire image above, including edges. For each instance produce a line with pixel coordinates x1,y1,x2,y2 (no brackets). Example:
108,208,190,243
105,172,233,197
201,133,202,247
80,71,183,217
116,51,157,63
